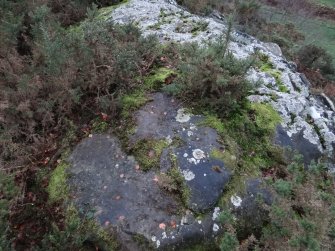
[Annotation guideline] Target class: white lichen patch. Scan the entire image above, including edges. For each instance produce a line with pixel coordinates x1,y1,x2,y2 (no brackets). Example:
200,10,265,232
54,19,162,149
231,195,242,207
162,232,167,239
182,169,195,181
183,153,188,158
151,236,157,242
156,240,160,248
212,223,220,232
192,149,206,160
212,207,220,220
165,135,173,144
309,106,321,120
187,157,199,165
187,131,194,137
189,123,197,131
176,108,191,123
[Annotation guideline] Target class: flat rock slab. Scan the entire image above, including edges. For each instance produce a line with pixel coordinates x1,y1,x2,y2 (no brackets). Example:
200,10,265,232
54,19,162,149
131,93,231,212
68,135,227,249
68,93,232,249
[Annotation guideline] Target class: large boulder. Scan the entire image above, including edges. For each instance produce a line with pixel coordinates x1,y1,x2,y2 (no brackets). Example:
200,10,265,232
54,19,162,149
68,93,233,250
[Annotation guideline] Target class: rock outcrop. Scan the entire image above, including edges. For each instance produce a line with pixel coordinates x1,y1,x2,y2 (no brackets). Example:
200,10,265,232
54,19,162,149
68,93,232,250
108,0,335,162
66,0,335,249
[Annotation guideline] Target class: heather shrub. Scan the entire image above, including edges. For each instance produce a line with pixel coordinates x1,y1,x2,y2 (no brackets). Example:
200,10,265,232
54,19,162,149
260,158,335,250
165,35,254,118
1,1,162,249
297,45,334,76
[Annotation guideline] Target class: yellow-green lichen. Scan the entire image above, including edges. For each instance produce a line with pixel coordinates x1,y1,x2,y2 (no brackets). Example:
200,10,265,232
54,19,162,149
48,162,69,202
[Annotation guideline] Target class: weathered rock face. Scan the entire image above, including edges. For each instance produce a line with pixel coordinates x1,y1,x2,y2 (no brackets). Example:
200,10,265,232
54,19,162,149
68,94,234,250
131,93,231,212
108,0,335,163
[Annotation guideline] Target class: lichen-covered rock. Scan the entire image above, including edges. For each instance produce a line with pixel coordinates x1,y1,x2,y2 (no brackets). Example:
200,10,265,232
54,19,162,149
67,90,235,249
106,0,335,163
68,132,228,250
131,93,231,212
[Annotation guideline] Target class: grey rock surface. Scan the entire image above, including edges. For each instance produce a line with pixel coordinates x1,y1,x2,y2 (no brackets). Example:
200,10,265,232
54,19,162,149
68,134,224,250
68,90,237,249
131,93,231,212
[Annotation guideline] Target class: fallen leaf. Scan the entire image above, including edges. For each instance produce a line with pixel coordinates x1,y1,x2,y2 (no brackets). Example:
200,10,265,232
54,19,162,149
170,220,176,228
159,223,166,230
212,165,222,173
101,112,108,121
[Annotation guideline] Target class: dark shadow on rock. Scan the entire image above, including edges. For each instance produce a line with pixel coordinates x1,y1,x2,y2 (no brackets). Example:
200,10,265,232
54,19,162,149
274,125,322,165
229,179,273,241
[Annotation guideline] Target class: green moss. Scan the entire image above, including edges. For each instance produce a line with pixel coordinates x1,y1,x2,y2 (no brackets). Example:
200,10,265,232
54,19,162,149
143,67,175,90
200,113,225,135
121,91,148,118
167,164,191,207
202,103,282,175
120,67,175,119
132,139,169,171
48,162,69,202
210,148,238,170
251,103,282,134
91,118,109,133
258,54,290,93
278,83,289,93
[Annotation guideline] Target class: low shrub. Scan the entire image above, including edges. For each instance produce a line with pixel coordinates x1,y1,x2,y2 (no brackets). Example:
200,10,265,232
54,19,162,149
164,33,254,118
297,44,335,77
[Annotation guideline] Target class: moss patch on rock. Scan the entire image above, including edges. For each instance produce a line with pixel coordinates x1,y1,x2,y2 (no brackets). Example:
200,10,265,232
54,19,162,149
167,166,191,207
120,67,175,119
143,67,176,90
121,91,149,118
131,139,169,171
210,148,238,171
257,53,289,93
